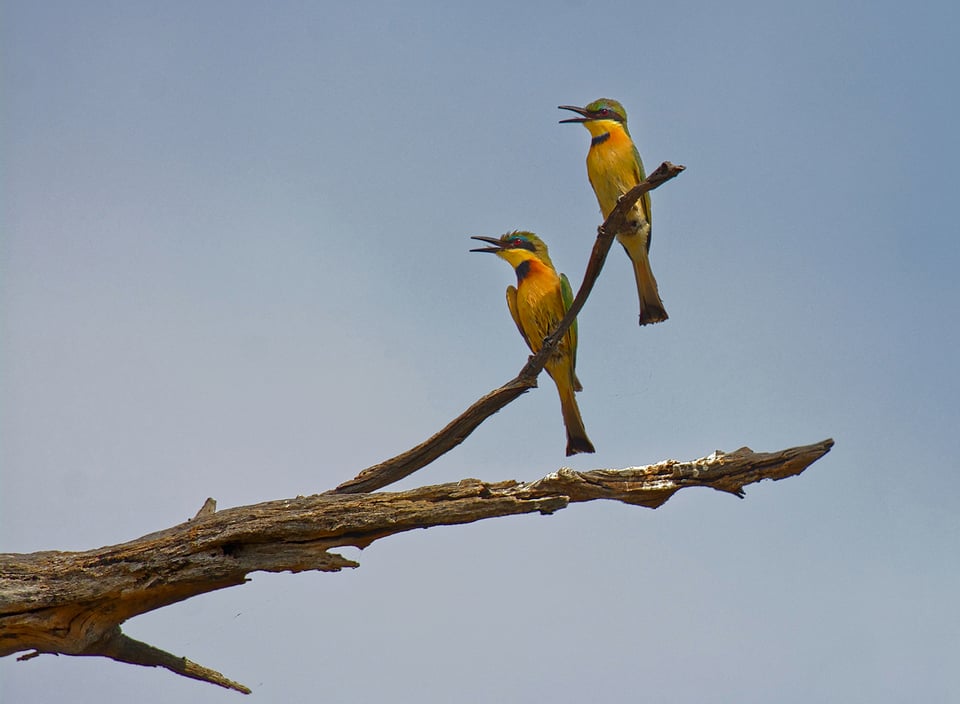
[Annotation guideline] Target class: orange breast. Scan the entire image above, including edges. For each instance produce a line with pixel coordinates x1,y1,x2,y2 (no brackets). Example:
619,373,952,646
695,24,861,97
586,127,641,218
516,261,567,356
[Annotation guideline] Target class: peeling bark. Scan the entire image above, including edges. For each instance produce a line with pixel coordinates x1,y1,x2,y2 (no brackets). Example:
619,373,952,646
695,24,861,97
0,439,832,692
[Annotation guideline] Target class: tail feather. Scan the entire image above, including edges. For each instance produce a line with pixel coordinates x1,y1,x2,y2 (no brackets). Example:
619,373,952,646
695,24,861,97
556,378,595,456
619,232,668,326
566,432,596,456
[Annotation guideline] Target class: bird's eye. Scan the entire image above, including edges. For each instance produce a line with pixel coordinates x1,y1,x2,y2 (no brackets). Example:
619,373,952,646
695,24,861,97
599,108,609,116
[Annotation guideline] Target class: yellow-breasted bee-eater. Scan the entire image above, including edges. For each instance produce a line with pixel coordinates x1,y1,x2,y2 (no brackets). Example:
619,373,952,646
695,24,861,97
559,98,668,326
471,231,595,456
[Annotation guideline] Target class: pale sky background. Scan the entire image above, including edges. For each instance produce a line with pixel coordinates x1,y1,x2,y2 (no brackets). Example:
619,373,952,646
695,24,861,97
2,1,958,702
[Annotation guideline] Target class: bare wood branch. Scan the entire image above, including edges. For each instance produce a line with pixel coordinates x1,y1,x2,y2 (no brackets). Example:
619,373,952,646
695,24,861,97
1,439,832,692
97,631,251,694
333,161,686,495
330,378,535,494
1,155,823,697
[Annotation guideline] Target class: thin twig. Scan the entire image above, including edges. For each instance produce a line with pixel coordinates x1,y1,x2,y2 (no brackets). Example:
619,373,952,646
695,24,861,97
523,161,685,378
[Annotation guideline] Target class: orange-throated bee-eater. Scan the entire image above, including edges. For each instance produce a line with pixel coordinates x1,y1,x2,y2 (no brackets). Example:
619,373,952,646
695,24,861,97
471,231,595,456
559,98,668,326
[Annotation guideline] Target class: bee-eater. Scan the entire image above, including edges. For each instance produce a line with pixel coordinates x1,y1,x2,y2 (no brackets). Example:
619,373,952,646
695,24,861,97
471,231,595,456
559,98,668,326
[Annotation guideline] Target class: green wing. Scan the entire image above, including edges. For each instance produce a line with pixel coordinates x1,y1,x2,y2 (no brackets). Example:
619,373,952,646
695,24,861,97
506,285,533,353
632,142,652,246
561,273,583,392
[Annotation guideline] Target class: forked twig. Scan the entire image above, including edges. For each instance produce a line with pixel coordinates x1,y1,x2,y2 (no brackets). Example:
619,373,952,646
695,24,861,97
333,161,685,494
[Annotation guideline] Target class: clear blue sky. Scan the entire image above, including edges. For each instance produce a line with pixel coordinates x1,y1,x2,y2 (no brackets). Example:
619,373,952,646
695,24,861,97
2,1,958,702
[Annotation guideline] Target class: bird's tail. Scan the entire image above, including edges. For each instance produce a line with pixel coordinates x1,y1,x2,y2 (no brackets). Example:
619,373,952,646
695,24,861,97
620,235,668,326
555,376,595,456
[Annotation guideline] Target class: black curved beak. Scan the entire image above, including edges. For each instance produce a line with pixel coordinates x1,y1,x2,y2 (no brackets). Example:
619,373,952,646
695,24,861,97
470,235,504,253
558,104,590,123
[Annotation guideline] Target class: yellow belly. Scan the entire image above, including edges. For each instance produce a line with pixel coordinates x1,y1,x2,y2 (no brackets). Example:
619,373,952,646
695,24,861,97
587,147,639,218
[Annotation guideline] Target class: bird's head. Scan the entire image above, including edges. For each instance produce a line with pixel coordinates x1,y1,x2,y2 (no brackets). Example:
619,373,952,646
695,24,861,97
470,231,552,269
559,98,629,139
558,98,628,124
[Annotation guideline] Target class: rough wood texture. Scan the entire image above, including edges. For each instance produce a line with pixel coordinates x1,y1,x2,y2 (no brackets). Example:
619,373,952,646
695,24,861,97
0,439,832,693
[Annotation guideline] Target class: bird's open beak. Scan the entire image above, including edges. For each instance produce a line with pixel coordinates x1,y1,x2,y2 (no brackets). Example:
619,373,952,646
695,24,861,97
558,105,590,123
469,235,504,253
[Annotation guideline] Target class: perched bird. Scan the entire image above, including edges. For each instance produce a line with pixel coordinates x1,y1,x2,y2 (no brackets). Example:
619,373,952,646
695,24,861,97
471,231,595,456
559,98,668,325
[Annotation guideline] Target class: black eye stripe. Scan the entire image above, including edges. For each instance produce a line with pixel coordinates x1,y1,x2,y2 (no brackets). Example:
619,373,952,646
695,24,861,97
590,104,625,122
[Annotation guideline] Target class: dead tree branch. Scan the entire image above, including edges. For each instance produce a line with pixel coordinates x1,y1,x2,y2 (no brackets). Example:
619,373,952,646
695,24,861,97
0,439,832,693
0,160,832,696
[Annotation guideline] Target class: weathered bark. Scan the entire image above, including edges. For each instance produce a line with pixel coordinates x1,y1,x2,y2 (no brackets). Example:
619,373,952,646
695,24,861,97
0,439,832,693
